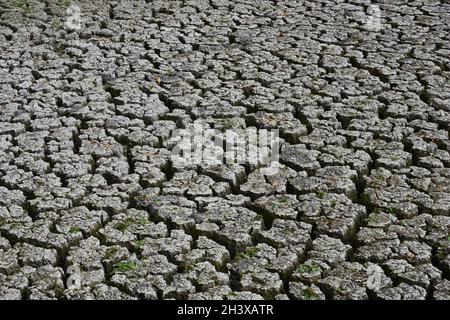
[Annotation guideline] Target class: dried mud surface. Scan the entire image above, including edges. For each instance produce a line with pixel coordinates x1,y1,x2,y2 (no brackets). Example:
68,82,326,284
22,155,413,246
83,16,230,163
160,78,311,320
0,0,449,300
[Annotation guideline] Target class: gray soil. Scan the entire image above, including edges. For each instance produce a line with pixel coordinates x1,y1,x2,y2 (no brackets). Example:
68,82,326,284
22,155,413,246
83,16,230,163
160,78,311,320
0,0,449,300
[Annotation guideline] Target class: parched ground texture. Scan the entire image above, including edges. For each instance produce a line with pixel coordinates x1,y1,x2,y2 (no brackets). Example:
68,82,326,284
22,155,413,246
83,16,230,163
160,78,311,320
0,0,450,300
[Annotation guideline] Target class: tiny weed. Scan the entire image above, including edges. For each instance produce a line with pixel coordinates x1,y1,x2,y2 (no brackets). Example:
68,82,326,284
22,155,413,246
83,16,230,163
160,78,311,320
181,263,194,272
70,227,82,233
57,0,71,7
133,240,145,251
113,260,136,273
296,263,322,274
138,217,150,225
386,207,398,214
104,246,118,259
317,190,326,199
335,287,346,295
115,218,135,231
302,288,318,300
366,215,380,224
10,223,21,229
236,247,259,260
12,0,32,13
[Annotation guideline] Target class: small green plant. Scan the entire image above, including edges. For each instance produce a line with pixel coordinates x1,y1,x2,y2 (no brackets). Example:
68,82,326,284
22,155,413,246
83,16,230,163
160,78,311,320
53,43,66,56
181,263,194,272
365,215,380,224
296,263,322,274
278,196,289,203
317,190,326,199
57,0,71,7
386,207,398,215
354,99,370,111
335,287,346,295
70,226,82,233
104,247,118,259
371,171,386,184
9,223,21,229
12,0,32,13
133,240,145,251
115,218,135,231
330,200,337,208
113,260,136,273
302,288,318,300
236,247,259,260
138,217,150,225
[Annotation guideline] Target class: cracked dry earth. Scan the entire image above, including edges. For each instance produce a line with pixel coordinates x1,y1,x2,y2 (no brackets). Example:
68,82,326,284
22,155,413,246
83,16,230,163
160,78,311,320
0,0,450,301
